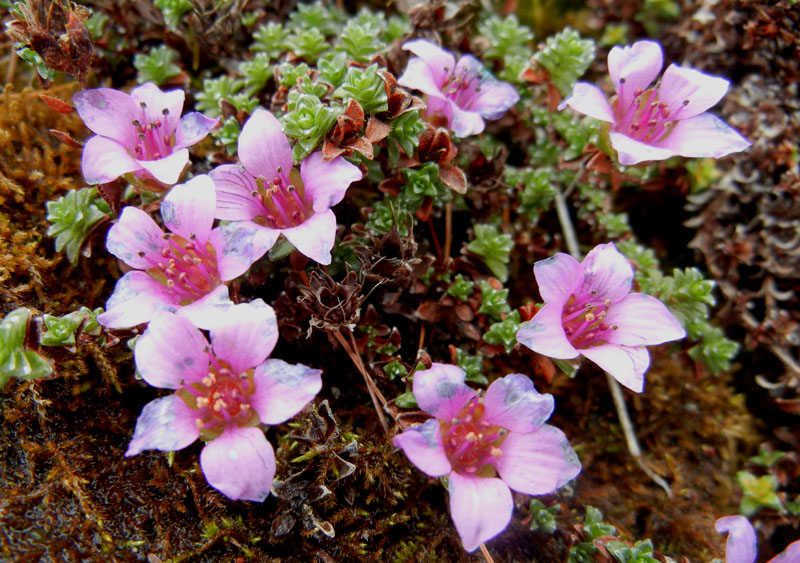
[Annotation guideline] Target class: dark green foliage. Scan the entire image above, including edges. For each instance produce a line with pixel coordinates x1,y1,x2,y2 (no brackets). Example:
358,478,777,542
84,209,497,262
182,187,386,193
446,274,475,302
133,44,181,85
468,224,514,282
386,110,425,167
395,391,417,408
383,360,408,380
454,348,487,385
39,307,99,347
568,506,619,562
527,499,559,534
534,27,596,95
153,0,192,30
334,65,389,115
280,93,339,161
13,45,57,81
483,310,521,353
250,22,289,59
0,309,53,388
195,76,244,117
477,281,511,321
604,539,659,563
478,14,534,60
507,166,557,220
46,187,109,265
211,116,241,155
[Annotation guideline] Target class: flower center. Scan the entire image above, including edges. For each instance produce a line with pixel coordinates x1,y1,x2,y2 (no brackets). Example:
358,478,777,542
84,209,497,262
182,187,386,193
439,397,507,476
131,102,174,160
440,65,483,110
251,167,313,229
561,293,618,349
177,358,260,441
613,84,690,144
144,233,222,305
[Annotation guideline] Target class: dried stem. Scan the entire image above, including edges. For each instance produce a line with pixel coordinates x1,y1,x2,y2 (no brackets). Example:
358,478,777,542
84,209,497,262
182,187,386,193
479,542,495,563
444,201,453,263
554,165,672,497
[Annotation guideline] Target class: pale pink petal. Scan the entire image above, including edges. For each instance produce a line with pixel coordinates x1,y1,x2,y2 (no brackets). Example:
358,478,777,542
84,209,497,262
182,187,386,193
392,419,451,477
200,426,276,502
208,222,280,281
491,424,581,495
715,516,758,563
657,113,751,159
770,539,800,562
176,285,234,330
97,271,180,329
73,88,140,147
605,293,686,346
469,79,520,120
161,174,216,243
175,112,219,149
134,310,209,389
658,64,729,119
558,82,615,123
250,359,322,425
580,344,650,392
301,151,362,212
105,205,167,269
579,242,634,302
402,39,456,86
398,57,449,99
209,164,263,221
609,131,676,165
281,209,337,265
516,302,579,360
534,252,584,302
447,100,486,137
125,395,200,456
81,135,141,185
607,40,663,107
482,374,554,433
210,300,278,373
130,82,185,133
238,108,293,180
448,472,513,552
135,149,190,185
413,363,475,420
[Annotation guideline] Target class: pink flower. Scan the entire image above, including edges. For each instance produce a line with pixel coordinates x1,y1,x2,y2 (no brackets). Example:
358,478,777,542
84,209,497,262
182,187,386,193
516,243,685,392
208,109,362,266
398,39,520,138
559,40,750,165
126,302,322,502
715,515,800,563
74,83,219,186
392,364,580,551
98,175,257,330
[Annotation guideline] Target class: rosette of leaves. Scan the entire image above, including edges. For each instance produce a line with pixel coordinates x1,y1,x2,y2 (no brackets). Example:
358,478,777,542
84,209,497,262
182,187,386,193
39,307,102,347
336,19,384,63
478,14,534,61
133,44,182,85
0,309,53,389
334,65,388,115
46,187,110,265
467,224,514,282
281,93,340,161
195,76,245,117
533,27,596,95
250,22,289,59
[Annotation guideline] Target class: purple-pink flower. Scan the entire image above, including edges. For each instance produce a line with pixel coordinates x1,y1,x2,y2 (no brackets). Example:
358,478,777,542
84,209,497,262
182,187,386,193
392,364,580,551
715,515,800,563
98,174,256,330
126,301,322,502
559,40,750,165
515,243,685,392
74,82,218,186
208,108,362,266
398,39,520,138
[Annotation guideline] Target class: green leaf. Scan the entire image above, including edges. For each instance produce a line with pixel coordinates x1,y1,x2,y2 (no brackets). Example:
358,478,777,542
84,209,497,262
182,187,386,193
455,348,487,385
737,471,784,516
250,22,289,59
395,391,417,409
483,311,521,353
383,361,408,380
0,309,53,388
478,14,534,60
39,310,87,347
195,76,245,117
750,445,787,468
210,116,241,156
528,499,559,535
387,110,425,167
468,224,514,283
239,53,273,95
534,27,596,95
447,274,475,302
46,187,109,265
478,281,511,321
318,52,349,88
286,28,328,63
334,64,388,115
134,45,182,85
337,20,384,63
508,166,557,220
287,1,344,36
280,93,339,162
153,0,192,30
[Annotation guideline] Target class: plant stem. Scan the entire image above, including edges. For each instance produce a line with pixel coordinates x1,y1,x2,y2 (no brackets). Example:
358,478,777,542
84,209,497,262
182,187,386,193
479,543,495,563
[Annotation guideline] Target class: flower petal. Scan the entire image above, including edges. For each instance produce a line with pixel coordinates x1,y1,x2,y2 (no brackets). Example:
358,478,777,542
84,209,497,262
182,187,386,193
250,359,322,425
605,293,686,346
445,98,486,137
200,426,276,502
771,539,800,562
130,82,185,133
281,209,337,265
106,205,167,269
97,271,180,329
413,363,475,420
558,82,615,123
607,40,663,108
609,131,676,165
402,39,456,87
238,108,293,180
470,78,520,120
714,516,758,563
176,284,234,330
580,344,650,392
209,164,263,221
176,112,219,149
208,222,279,281
491,424,581,495
210,300,278,374
658,64,729,119
134,310,209,389
73,88,140,147
161,174,216,243
398,57,448,99
657,113,751,159
534,252,584,302
578,242,634,302
516,302,579,360
81,135,141,185
301,151,362,213
392,419,452,477
482,374,554,433
135,149,189,185
125,394,200,456
448,472,513,552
